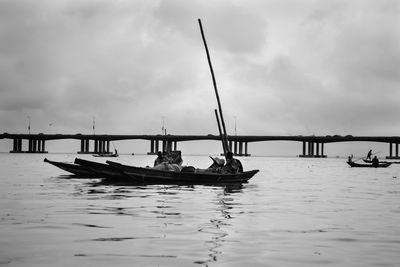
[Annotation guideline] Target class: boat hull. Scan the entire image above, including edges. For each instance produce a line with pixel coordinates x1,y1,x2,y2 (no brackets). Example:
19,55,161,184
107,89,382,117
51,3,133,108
106,161,259,184
74,158,125,178
46,158,259,184
44,158,97,177
347,161,392,168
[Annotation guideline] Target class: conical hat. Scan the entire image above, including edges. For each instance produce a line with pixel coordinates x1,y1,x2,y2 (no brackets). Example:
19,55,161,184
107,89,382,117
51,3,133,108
209,156,225,166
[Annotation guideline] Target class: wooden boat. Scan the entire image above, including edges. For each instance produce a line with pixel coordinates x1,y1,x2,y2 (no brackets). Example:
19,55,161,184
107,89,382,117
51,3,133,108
44,158,97,177
105,160,259,184
347,161,392,168
74,158,125,178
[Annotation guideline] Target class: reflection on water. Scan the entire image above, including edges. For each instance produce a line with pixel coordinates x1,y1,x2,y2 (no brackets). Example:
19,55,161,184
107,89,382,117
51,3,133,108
67,177,247,265
1,154,400,266
196,188,242,265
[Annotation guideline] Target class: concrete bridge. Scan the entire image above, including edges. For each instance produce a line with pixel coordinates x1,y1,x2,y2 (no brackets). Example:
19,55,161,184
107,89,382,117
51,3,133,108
1,133,400,159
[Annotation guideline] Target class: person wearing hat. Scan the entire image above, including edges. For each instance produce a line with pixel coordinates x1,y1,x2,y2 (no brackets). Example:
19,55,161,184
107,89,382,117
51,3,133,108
154,151,167,167
222,151,243,173
207,156,225,172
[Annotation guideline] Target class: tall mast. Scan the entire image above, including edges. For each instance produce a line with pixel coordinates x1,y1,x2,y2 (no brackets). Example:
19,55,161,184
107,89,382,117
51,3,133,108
198,19,230,158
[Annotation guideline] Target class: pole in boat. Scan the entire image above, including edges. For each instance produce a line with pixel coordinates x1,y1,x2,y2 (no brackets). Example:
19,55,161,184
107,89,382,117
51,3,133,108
214,109,228,155
198,18,230,158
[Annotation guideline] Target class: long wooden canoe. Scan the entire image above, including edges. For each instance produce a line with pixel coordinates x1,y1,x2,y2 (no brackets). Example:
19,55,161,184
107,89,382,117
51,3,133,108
105,160,259,184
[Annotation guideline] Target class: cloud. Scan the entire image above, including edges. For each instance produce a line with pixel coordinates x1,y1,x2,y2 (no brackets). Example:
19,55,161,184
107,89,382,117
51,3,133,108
0,0,399,155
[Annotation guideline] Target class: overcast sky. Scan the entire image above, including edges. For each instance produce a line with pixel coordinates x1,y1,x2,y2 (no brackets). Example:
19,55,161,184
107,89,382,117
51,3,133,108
1,0,400,142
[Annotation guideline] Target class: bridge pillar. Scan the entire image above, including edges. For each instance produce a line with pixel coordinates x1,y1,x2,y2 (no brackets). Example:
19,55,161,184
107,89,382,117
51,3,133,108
77,139,97,154
167,141,173,152
244,142,250,156
11,138,23,153
41,140,46,153
29,140,36,152
150,140,155,154
239,141,243,155
148,139,162,155
28,139,33,152
10,138,47,153
387,143,400,159
102,140,106,153
148,140,156,155
300,141,326,158
155,140,160,153
230,141,250,156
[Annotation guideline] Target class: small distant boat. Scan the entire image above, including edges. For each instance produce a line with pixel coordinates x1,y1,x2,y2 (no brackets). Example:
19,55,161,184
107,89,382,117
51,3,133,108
93,149,119,158
347,161,392,168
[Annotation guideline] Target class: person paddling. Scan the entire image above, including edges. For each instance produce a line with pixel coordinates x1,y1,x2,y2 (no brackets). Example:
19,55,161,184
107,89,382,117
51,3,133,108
366,150,372,160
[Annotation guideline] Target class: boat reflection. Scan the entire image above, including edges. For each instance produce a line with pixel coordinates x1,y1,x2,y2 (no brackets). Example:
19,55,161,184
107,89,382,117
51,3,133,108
195,185,244,265
67,177,247,265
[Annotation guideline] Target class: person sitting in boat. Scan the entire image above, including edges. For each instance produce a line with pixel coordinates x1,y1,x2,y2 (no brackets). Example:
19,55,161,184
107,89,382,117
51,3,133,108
372,156,379,166
222,152,243,174
154,151,167,167
347,155,353,163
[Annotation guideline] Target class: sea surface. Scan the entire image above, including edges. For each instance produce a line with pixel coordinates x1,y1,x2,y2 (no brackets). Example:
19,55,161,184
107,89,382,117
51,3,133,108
0,153,399,267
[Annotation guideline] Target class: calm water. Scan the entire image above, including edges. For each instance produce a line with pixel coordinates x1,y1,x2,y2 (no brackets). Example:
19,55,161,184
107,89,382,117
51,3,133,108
0,153,399,266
